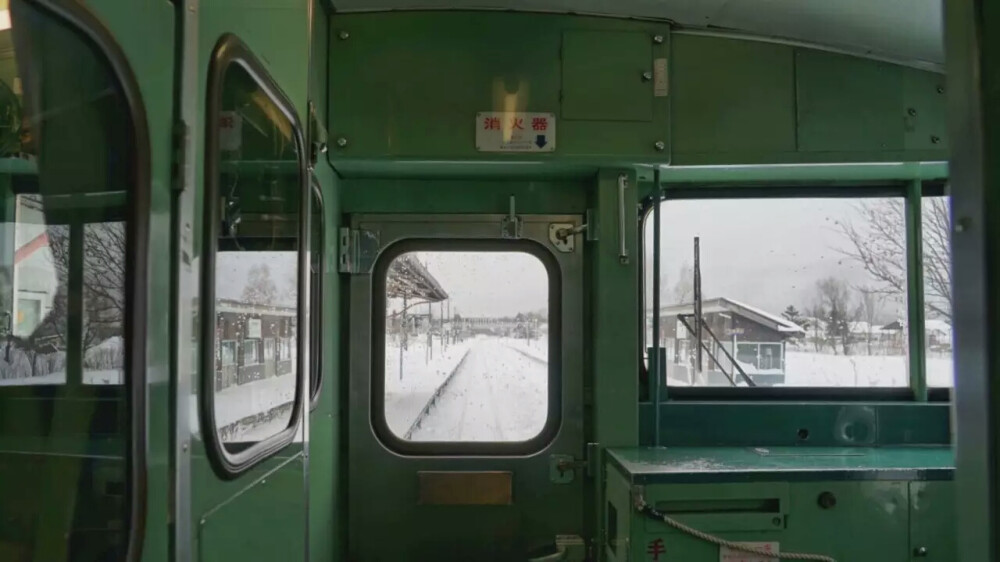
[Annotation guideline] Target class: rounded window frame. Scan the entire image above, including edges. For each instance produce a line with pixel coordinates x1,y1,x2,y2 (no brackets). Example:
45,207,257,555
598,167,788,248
200,33,309,478
370,238,563,456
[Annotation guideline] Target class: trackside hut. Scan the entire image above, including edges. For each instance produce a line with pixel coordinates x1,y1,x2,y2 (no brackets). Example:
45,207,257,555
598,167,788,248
215,298,297,391
657,297,805,386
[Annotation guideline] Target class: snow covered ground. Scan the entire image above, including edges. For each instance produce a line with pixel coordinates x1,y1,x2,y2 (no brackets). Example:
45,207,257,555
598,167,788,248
384,337,474,437
666,350,954,388
409,337,548,442
503,337,548,363
784,351,953,387
0,369,123,386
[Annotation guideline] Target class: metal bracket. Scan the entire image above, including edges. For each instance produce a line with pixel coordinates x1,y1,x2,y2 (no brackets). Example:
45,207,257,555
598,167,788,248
501,195,522,239
549,443,599,484
549,223,576,252
338,227,379,274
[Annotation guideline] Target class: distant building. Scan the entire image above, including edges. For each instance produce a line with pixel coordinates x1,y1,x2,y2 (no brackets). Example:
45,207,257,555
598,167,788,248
652,297,805,386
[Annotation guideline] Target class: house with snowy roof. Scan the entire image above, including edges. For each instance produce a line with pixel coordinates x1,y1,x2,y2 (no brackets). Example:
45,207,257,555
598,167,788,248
653,297,805,387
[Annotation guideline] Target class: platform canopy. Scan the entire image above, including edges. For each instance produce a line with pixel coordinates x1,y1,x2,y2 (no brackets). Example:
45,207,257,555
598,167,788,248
387,254,449,302
330,0,944,69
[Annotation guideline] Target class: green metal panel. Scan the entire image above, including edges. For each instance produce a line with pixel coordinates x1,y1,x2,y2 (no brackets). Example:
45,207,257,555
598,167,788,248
328,12,672,162
308,3,344,561
945,0,1000,560
903,69,949,150
341,178,589,214
609,446,955,484
198,456,307,561
642,403,953,447
785,481,909,560
561,30,653,122
909,481,957,561
80,2,176,562
186,2,313,561
671,35,796,155
796,50,905,152
591,169,640,562
611,455,943,562
604,465,631,561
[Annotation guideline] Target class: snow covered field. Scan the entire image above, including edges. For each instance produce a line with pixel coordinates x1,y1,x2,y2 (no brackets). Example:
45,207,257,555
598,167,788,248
502,337,547,363
666,349,954,388
784,351,953,387
0,369,123,386
409,337,547,441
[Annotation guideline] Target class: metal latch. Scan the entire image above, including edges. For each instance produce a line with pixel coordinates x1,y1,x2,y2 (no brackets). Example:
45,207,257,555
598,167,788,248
501,195,521,239
549,443,599,484
338,227,379,274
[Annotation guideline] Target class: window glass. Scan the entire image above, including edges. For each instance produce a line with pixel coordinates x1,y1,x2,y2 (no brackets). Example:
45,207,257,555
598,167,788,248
922,195,953,387
0,1,138,560
645,197,909,388
211,62,300,451
83,222,125,385
382,251,549,442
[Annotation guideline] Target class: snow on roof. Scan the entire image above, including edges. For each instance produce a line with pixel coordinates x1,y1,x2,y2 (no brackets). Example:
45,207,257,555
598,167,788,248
387,254,449,302
660,297,805,335
924,319,952,334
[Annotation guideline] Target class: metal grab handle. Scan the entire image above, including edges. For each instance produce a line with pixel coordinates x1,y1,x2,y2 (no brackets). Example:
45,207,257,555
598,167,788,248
617,173,629,264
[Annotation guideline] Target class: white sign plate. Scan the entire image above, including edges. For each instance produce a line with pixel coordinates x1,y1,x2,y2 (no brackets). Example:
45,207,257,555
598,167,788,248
247,318,262,339
219,110,243,151
720,542,780,562
476,112,555,152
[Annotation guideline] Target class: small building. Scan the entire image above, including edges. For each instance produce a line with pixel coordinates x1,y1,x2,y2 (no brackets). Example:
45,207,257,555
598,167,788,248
653,297,805,386
215,299,297,391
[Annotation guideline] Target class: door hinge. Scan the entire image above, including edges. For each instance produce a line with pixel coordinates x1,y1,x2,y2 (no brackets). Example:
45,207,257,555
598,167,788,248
171,120,190,193
550,442,599,484
338,227,379,274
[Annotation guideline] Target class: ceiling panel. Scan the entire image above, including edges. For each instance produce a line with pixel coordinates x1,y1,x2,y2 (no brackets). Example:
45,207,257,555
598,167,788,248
330,0,943,66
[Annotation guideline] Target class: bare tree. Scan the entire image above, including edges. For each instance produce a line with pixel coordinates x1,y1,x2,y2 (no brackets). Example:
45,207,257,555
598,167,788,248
241,263,277,305
672,261,693,304
856,286,885,356
922,198,953,322
838,199,952,323
815,277,857,355
806,303,828,352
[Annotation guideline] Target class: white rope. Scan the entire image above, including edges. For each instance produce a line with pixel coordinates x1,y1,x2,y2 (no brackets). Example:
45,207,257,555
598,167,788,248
637,501,837,562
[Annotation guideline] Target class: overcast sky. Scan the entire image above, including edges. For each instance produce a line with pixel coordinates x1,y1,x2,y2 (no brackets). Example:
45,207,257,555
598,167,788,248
216,251,297,306
643,197,908,322
395,251,548,318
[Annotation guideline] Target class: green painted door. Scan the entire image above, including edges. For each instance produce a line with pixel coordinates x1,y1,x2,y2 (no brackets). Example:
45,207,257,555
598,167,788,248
173,2,312,562
347,213,587,561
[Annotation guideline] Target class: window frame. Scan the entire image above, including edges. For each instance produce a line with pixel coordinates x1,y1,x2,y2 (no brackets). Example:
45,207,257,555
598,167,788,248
641,181,951,402
200,33,308,478
309,177,324,409
370,238,563,456
5,1,155,560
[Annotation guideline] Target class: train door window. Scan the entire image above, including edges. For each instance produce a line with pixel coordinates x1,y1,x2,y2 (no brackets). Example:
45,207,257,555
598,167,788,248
0,0,147,560
203,35,305,473
645,195,910,389
372,243,559,454
922,194,953,387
